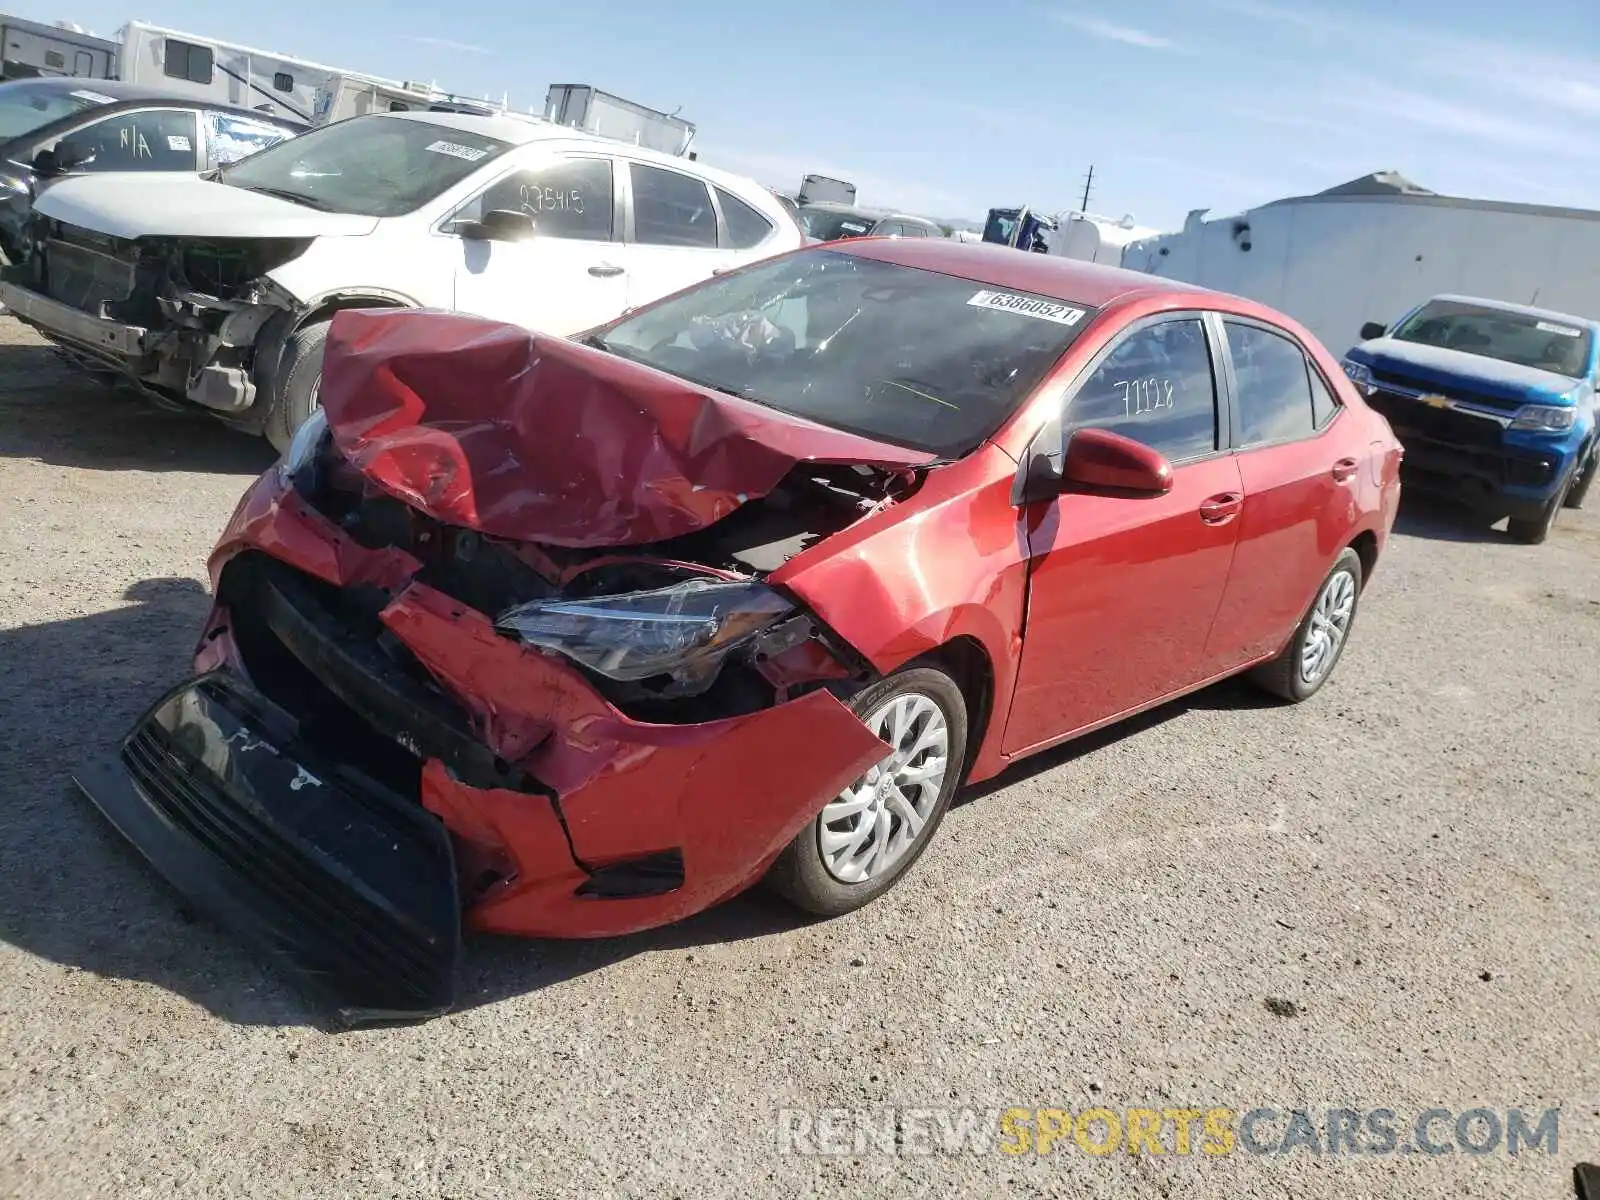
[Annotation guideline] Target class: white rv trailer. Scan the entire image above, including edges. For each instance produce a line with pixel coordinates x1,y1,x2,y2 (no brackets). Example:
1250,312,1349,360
115,22,500,126
0,14,115,81
544,84,695,157
1057,211,1161,264
1121,171,1600,352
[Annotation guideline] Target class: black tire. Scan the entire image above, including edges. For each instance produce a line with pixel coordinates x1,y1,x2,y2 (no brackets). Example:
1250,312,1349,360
262,320,330,453
1249,547,1364,703
765,665,968,918
1506,475,1571,544
1562,445,1596,511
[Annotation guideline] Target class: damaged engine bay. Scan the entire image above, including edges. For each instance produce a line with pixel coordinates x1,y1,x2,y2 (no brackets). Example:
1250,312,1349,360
266,431,922,727
3,216,308,414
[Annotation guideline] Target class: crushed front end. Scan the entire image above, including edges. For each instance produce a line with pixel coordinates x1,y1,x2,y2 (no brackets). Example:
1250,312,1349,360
76,310,927,1021
0,216,306,419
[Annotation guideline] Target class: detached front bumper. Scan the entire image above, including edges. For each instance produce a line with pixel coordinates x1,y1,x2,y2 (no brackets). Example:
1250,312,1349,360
74,672,460,1025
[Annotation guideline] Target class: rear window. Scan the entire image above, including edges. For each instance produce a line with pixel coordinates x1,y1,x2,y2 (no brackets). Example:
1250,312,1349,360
715,186,773,249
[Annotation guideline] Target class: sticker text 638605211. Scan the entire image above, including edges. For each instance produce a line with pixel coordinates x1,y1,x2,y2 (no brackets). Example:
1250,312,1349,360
966,290,1087,326
1535,320,1581,338
426,140,490,163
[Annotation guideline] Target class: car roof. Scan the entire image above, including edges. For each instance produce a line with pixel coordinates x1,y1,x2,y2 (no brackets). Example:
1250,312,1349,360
837,238,1215,308
0,77,173,102
0,76,306,127
1424,294,1600,331
377,110,763,192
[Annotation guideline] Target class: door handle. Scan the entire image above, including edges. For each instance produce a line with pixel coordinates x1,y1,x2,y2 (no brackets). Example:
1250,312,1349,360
1331,457,1359,483
588,264,624,278
712,266,735,275
1199,492,1243,525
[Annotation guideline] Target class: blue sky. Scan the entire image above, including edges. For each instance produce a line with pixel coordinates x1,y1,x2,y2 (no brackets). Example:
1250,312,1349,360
14,0,1600,228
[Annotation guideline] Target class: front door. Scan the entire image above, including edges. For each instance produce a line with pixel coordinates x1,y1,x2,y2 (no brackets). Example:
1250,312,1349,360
450,155,629,337
622,159,737,310
1003,315,1243,755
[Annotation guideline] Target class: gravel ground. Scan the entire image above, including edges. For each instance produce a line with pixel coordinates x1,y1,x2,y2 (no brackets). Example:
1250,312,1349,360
1,315,1597,1199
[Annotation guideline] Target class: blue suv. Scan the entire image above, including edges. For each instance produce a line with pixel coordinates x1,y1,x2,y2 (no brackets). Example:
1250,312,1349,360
1341,294,1598,543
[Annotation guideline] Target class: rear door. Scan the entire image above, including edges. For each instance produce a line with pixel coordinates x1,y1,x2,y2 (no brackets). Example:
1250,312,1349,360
1203,318,1357,671
1002,313,1244,754
622,160,737,308
447,154,629,335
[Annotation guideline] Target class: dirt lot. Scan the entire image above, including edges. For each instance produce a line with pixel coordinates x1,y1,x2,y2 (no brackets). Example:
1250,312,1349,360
1,315,1597,1199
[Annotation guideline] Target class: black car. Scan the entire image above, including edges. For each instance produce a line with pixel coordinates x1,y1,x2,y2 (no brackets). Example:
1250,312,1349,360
0,77,305,261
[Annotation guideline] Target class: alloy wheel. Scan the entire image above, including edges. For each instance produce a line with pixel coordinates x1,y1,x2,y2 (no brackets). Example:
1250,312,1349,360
818,692,949,884
1300,569,1356,686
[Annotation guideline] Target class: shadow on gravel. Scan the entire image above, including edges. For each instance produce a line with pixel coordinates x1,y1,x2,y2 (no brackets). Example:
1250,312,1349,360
0,580,809,1030
0,342,275,476
1392,491,1509,544
0,571,1292,1029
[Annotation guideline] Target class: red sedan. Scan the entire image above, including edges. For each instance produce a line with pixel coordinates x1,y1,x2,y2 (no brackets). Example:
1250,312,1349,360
76,239,1402,1022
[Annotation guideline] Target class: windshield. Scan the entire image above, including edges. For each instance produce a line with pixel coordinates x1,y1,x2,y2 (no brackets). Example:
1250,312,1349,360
0,81,109,142
594,249,1095,456
1390,299,1593,378
797,207,876,241
220,116,513,217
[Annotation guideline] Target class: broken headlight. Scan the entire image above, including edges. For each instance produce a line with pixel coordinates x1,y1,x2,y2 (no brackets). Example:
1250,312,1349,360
276,407,330,486
495,578,795,689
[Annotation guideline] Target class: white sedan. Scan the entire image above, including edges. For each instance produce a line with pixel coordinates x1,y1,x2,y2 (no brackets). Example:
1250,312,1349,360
0,111,803,446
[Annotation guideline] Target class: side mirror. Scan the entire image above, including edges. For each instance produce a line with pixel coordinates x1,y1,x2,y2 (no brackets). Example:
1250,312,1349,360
457,207,534,242
1061,428,1173,496
30,147,60,176
1359,321,1387,341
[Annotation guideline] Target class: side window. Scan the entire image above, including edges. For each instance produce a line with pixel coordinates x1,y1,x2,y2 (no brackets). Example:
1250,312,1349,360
714,186,773,250
1225,321,1317,445
207,112,289,166
1308,364,1341,428
56,109,199,172
273,72,293,93
464,159,614,240
630,162,716,248
162,39,213,85
876,221,904,238
45,50,65,70
1066,318,1218,461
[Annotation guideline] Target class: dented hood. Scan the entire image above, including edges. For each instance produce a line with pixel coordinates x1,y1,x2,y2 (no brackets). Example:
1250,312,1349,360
319,309,934,547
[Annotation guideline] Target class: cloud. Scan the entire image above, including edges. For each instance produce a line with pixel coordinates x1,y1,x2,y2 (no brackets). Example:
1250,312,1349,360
397,35,491,55
1048,12,1179,50
1334,78,1598,161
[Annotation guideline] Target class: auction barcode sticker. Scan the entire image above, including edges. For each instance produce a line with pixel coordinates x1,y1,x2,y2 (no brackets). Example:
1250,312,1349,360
967,290,1087,325
1536,320,1582,337
426,141,490,162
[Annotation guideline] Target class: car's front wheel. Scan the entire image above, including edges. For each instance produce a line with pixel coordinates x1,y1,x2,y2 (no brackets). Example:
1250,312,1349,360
1249,547,1364,703
262,320,330,453
766,665,967,917
1507,473,1572,544
1562,443,1596,511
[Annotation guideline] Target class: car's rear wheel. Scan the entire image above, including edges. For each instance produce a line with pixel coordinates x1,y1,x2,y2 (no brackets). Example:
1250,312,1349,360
263,320,329,453
765,665,967,917
1249,547,1363,703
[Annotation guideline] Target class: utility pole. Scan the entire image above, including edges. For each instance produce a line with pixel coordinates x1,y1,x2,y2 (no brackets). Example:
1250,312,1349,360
1079,165,1095,214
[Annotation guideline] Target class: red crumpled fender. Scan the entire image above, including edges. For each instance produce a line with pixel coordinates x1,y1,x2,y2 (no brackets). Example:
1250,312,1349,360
317,308,932,548
381,584,889,937
772,444,1031,785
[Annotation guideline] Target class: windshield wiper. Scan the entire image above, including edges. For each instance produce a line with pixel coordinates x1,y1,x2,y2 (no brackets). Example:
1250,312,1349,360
229,183,335,211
